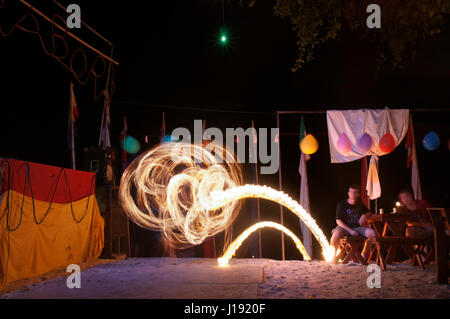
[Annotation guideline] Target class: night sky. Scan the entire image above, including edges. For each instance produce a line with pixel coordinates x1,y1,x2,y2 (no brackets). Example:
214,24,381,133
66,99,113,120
1,0,449,259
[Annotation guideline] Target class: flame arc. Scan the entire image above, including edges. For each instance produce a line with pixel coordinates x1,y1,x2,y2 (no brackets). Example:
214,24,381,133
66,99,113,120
208,185,335,264
218,221,311,267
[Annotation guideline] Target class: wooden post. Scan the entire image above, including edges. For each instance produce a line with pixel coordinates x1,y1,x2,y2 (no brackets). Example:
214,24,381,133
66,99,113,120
428,208,449,284
252,120,262,258
105,184,113,258
276,113,285,260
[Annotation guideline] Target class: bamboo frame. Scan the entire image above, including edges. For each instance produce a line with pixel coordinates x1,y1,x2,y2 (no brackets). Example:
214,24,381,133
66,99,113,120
19,0,119,66
51,0,114,47
276,108,450,115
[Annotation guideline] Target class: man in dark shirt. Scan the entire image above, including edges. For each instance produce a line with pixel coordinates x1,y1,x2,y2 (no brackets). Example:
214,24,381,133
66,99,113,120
330,184,375,262
398,189,434,238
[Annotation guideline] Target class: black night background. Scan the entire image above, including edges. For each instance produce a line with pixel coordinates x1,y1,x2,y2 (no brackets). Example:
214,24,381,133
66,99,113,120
1,0,449,261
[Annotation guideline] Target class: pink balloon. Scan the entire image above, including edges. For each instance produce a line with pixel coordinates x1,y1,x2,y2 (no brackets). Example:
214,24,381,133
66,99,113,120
379,132,395,153
337,133,352,154
358,133,373,153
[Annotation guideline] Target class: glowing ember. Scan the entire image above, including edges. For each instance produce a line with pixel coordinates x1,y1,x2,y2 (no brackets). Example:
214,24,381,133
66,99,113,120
119,142,335,265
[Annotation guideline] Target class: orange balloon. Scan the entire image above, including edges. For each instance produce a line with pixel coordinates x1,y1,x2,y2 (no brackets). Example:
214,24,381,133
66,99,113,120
300,134,319,154
379,132,395,153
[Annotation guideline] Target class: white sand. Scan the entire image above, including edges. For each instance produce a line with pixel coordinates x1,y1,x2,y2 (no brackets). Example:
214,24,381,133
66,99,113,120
1,258,448,299
254,259,449,299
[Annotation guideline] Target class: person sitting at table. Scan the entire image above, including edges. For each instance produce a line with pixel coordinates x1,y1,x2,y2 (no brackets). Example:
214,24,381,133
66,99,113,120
330,184,376,262
398,189,434,238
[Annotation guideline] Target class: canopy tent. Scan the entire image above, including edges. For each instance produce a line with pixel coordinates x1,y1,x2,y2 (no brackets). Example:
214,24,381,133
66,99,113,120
0,158,104,288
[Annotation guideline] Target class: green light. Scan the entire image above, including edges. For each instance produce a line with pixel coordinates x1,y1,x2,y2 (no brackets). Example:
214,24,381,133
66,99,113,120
216,27,231,49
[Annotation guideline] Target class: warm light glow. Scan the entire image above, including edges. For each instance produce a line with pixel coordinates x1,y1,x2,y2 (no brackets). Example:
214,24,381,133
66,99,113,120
395,201,401,207
119,142,334,264
218,221,311,267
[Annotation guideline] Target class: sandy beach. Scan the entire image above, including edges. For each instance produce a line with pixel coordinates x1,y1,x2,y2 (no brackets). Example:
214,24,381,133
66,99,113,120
1,257,448,299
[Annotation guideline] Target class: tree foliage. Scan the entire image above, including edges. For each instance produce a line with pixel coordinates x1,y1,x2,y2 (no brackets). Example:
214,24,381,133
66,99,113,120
241,0,450,71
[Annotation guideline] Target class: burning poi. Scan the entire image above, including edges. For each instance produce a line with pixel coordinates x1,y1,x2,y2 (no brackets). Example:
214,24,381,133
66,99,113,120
119,142,334,266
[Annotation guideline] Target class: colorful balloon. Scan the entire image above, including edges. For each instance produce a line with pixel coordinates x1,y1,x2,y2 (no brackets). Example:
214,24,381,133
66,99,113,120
300,134,319,154
357,133,372,153
122,136,141,154
162,135,180,143
379,132,395,153
336,133,351,154
422,131,440,151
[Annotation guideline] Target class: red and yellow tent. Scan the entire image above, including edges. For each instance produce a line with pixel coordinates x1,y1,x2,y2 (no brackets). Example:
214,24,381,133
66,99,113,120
0,158,104,288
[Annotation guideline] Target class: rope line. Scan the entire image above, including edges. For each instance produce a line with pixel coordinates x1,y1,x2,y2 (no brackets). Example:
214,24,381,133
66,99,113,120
0,1,115,100
0,159,96,231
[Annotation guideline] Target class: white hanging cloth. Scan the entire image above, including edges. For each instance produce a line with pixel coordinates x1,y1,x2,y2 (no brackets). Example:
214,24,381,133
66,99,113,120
326,109,409,199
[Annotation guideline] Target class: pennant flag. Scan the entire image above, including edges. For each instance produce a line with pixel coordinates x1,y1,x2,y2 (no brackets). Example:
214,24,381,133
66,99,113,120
99,90,111,148
67,82,79,170
298,117,312,257
406,114,422,200
120,116,128,171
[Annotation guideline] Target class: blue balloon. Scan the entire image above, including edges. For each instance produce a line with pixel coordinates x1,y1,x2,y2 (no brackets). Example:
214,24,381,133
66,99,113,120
122,136,141,154
162,135,179,143
422,131,440,151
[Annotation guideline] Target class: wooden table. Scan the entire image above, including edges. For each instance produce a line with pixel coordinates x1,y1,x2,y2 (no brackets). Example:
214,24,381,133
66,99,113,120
367,213,414,264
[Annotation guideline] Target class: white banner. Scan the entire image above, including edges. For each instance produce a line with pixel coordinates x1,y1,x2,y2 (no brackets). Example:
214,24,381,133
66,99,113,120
326,108,409,199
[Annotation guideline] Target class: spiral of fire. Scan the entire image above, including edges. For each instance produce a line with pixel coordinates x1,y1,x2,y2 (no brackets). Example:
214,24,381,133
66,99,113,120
119,142,334,265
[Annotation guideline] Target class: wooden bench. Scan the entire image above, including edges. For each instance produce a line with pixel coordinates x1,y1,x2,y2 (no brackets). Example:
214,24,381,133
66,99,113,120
427,208,450,285
337,236,368,265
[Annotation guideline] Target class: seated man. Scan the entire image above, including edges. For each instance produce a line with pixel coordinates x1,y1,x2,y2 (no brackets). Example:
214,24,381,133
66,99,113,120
330,184,376,262
398,189,434,238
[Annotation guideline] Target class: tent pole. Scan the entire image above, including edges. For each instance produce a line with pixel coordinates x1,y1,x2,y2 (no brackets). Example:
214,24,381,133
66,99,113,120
252,120,262,258
276,113,286,261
